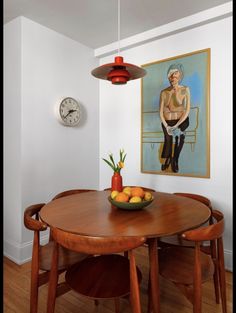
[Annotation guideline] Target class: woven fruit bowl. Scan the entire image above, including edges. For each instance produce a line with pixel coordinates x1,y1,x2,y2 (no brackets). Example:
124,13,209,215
108,196,154,211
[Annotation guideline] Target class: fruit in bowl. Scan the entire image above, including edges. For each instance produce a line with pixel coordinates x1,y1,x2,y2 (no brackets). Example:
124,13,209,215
115,192,129,202
108,186,154,210
123,186,132,197
129,196,142,203
111,190,119,199
144,191,153,201
130,187,145,198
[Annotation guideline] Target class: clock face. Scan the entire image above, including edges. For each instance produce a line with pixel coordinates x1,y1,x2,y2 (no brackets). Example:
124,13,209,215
59,97,81,126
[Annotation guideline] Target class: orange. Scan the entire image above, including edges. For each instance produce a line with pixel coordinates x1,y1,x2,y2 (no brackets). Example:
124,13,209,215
130,187,145,198
115,192,129,202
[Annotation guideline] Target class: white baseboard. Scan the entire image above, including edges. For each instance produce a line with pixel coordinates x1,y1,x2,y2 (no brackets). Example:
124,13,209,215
4,238,233,272
4,235,49,265
224,249,233,272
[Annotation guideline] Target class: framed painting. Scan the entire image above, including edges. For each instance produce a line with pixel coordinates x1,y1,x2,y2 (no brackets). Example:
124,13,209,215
141,48,210,178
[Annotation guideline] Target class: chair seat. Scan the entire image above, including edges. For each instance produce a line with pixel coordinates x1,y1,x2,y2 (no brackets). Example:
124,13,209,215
159,235,211,253
39,241,88,271
159,235,196,247
159,247,214,285
65,254,142,299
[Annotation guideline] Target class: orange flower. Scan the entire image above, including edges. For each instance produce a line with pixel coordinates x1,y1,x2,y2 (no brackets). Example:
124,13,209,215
118,161,124,168
102,149,126,173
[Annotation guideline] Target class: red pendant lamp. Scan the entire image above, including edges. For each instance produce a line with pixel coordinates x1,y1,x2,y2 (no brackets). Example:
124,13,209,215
91,0,146,85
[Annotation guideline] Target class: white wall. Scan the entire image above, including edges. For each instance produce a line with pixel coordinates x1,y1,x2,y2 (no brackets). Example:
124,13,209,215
3,17,22,261
99,17,232,270
4,17,100,263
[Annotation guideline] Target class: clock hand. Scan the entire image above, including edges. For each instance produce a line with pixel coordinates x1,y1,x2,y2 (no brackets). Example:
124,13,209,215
64,109,76,118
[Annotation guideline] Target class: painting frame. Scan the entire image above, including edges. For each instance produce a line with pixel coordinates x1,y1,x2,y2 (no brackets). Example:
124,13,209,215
141,48,210,178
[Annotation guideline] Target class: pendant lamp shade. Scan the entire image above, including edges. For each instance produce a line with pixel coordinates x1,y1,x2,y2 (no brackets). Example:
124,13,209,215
91,56,146,85
91,0,146,85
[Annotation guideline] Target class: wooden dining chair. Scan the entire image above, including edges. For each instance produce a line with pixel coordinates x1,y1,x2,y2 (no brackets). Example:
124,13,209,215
51,188,96,200
159,193,213,247
158,192,220,303
104,186,155,192
47,227,146,313
158,209,227,313
24,203,89,313
50,188,96,240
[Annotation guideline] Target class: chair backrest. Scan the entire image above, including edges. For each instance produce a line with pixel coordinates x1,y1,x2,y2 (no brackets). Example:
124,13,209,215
52,189,96,201
104,186,155,192
24,203,47,232
173,192,212,209
24,203,48,275
51,227,146,255
50,189,97,241
182,210,224,242
173,193,214,228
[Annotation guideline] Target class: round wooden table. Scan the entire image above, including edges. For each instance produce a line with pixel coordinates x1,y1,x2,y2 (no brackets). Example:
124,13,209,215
40,190,211,313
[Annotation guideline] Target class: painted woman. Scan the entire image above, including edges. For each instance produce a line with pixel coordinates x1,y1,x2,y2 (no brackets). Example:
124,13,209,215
159,63,191,172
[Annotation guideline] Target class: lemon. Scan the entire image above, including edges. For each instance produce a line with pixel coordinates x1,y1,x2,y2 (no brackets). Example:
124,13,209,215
111,190,119,199
144,191,153,201
123,186,131,197
129,196,142,203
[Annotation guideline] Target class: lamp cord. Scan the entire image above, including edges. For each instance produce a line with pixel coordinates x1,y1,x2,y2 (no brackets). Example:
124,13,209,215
117,0,120,55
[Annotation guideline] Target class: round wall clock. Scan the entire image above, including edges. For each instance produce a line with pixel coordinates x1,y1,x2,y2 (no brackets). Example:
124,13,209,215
57,97,81,126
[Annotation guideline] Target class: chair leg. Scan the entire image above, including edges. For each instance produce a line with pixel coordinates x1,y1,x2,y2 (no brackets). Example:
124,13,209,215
47,243,59,313
30,232,40,313
193,243,202,313
147,272,152,313
114,298,120,313
218,238,227,313
129,250,141,313
30,261,39,313
211,239,220,303
213,259,220,303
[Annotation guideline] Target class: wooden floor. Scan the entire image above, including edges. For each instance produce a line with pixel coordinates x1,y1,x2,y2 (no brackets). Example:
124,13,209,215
4,246,232,313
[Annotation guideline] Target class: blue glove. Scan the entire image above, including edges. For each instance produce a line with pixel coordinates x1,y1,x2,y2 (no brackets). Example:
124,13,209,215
172,127,181,137
171,127,186,137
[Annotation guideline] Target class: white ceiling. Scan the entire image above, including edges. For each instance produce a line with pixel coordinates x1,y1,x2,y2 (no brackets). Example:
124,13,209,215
4,0,231,49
